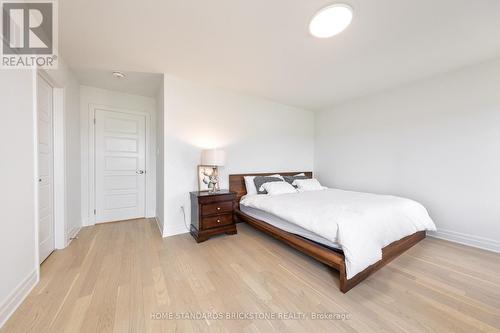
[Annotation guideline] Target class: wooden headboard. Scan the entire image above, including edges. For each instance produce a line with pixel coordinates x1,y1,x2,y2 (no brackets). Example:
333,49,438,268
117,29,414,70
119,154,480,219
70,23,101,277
229,171,313,203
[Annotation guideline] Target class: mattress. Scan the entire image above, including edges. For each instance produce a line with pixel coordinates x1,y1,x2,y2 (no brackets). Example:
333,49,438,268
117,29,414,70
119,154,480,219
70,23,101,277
239,190,436,279
240,205,341,249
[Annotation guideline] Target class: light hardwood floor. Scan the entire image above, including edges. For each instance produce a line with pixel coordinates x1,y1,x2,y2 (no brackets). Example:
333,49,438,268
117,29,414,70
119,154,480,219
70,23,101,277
2,219,500,332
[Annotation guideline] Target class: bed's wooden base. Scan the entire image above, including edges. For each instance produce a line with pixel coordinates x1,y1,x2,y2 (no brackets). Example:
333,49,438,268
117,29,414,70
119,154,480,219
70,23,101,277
339,229,425,293
229,171,426,292
235,210,425,293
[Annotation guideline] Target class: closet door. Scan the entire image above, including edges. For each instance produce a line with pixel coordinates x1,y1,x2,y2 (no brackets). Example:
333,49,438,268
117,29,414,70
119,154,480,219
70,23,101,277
37,75,55,263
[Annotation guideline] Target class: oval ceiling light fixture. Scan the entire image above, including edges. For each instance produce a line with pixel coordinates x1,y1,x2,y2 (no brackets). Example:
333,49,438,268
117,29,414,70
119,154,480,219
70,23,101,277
112,71,126,79
309,3,353,38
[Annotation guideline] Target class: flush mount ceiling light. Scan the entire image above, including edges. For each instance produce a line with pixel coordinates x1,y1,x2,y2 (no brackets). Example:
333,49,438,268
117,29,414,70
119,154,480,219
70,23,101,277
112,71,126,79
309,3,353,38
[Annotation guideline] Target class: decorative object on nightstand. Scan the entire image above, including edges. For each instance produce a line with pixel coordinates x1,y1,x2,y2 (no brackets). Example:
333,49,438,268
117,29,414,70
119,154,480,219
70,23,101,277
190,190,237,243
198,149,226,192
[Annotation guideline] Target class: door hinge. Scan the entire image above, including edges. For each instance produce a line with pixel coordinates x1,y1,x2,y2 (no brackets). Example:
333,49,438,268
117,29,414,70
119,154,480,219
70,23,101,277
93,118,96,125
94,209,96,215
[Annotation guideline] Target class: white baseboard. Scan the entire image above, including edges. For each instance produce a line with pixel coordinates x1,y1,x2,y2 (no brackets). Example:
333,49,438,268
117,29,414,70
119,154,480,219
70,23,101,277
154,216,164,237
146,210,156,219
0,270,38,329
67,226,81,239
65,226,81,247
81,217,93,227
164,223,189,237
429,229,500,253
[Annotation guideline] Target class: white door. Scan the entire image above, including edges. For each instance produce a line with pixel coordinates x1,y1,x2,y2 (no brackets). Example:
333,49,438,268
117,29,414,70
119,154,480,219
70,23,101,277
95,110,146,223
37,76,55,263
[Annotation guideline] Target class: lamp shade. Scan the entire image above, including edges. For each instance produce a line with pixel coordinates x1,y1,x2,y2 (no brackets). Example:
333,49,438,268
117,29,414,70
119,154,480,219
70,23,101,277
201,149,226,166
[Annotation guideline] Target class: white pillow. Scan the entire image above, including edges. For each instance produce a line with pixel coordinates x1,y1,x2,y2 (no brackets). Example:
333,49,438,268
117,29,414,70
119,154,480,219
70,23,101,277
260,181,297,195
293,178,325,191
244,174,283,195
243,176,258,195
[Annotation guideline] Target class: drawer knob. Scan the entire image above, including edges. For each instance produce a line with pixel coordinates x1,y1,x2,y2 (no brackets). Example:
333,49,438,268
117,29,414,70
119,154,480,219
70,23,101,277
217,219,221,223
217,207,221,211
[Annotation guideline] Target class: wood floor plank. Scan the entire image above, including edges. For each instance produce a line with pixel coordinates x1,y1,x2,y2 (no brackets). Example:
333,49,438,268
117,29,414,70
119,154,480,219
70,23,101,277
1,219,499,333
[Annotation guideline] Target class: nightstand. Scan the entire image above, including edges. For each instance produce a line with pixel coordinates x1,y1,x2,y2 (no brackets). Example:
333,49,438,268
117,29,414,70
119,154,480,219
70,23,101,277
190,190,237,243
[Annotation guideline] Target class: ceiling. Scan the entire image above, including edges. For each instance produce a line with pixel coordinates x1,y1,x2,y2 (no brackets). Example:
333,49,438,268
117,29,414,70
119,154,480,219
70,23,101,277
60,0,500,110
73,68,163,97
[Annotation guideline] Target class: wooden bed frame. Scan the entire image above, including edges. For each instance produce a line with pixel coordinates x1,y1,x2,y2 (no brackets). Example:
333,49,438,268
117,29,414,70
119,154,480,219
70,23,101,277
229,171,426,293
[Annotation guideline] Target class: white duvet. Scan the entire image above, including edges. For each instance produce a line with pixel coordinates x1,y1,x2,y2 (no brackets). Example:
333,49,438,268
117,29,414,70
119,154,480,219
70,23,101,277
240,189,436,279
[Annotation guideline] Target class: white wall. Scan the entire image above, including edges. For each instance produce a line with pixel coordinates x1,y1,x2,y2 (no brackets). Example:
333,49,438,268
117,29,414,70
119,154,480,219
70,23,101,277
80,86,157,225
156,77,165,233
0,70,38,327
162,75,315,236
315,58,500,252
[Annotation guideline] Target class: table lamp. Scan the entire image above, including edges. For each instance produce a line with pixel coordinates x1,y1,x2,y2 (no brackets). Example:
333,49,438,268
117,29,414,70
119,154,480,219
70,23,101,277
201,149,226,192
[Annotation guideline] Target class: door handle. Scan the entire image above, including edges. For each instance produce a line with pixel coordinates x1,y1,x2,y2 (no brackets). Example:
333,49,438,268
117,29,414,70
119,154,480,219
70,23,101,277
136,170,145,175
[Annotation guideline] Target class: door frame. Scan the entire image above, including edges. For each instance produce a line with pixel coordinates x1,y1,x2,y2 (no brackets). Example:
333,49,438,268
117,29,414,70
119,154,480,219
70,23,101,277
86,104,152,225
35,71,66,264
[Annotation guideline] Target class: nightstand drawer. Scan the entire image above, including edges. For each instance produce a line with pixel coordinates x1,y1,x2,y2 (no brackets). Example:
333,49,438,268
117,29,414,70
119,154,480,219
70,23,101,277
201,214,233,229
201,201,233,216
198,194,235,204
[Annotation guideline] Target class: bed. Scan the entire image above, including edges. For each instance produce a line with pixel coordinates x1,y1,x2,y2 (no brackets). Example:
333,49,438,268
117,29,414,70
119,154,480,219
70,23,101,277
229,171,435,293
